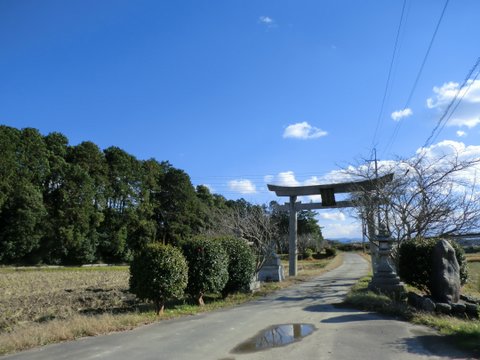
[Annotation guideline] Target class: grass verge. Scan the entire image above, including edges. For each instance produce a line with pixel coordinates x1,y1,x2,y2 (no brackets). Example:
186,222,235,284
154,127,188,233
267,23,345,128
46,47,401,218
0,255,341,355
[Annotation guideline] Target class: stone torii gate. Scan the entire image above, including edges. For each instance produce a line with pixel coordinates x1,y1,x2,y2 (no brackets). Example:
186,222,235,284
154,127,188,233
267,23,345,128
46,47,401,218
267,174,393,276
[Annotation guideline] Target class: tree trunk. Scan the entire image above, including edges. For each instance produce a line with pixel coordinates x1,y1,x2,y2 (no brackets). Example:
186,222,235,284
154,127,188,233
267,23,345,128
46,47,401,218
155,300,165,315
197,293,205,306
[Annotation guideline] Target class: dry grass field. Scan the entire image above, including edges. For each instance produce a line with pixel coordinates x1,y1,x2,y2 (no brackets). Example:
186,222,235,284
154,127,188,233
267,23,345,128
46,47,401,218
464,258,480,297
0,266,136,333
0,256,340,355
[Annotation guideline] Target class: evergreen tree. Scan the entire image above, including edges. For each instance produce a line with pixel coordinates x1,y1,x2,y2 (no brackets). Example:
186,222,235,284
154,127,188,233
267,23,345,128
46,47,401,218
100,146,141,261
0,127,48,263
0,180,46,263
156,163,206,245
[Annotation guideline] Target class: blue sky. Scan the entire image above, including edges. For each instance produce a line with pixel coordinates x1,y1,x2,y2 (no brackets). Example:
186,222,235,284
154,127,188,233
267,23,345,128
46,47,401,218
1,0,480,239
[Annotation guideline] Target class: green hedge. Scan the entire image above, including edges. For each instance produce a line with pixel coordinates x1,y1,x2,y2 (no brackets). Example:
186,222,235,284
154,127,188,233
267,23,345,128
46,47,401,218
182,236,229,305
129,243,188,314
398,238,468,294
218,236,255,296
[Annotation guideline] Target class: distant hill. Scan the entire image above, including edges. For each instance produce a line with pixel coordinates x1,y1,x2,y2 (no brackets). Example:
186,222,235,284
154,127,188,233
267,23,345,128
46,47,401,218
328,237,363,244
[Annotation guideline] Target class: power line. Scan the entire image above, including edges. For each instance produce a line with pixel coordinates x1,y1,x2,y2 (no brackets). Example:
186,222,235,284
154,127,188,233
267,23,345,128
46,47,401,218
405,0,450,109
191,171,339,181
382,0,450,156
423,57,480,148
371,0,407,148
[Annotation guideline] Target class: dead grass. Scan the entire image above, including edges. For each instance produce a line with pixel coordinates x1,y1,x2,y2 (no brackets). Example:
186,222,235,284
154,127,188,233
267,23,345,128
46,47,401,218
0,267,135,332
463,260,480,298
0,313,153,355
466,253,480,263
0,256,341,355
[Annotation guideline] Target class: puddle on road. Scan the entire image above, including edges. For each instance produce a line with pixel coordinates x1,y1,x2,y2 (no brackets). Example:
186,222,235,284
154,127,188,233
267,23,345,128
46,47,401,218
232,323,316,353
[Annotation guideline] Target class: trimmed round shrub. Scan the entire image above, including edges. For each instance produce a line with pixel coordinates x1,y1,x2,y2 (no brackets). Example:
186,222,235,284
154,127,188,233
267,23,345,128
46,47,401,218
182,236,229,305
129,243,188,314
304,248,315,260
325,247,337,257
398,237,468,294
218,236,255,296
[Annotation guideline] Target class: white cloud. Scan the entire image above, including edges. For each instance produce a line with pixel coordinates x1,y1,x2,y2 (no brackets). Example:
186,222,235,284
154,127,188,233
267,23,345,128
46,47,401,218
448,117,480,128
319,212,346,221
427,79,480,129
456,130,467,137
283,122,328,139
264,175,274,183
322,223,361,239
276,171,300,186
416,139,480,159
259,16,277,28
259,16,274,24
228,179,257,194
391,108,413,121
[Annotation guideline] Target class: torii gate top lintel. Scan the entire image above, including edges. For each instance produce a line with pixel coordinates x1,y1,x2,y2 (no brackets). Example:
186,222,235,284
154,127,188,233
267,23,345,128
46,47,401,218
267,173,394,198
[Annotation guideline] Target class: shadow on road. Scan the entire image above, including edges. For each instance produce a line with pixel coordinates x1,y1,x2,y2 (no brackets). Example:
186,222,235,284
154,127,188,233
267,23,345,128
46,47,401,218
320,313,384,323
391,334,477,359
302,304,358,313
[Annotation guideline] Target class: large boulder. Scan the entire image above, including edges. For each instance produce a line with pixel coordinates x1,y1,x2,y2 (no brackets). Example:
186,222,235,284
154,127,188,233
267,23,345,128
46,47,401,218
431,239,460,303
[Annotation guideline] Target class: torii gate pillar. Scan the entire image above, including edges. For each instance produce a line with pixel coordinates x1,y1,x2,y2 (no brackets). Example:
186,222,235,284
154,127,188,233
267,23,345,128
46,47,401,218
288,196,298,276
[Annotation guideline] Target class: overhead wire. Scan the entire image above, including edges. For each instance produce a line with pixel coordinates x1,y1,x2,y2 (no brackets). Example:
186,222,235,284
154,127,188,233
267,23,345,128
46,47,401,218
191,170,345,197
423,57,480,148
382,0,450,156
371,0,408,149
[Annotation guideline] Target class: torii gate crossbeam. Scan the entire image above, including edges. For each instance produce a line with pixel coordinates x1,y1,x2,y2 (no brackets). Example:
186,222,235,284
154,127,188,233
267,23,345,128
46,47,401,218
268,173,393,276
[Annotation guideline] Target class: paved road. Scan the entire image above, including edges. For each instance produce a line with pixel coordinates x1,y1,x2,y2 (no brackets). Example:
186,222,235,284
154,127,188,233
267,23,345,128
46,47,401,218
3,253,472,360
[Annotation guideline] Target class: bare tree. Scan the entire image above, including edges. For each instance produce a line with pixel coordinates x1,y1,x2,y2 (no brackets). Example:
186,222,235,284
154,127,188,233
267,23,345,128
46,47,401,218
207,204,277,272
349,150,480,245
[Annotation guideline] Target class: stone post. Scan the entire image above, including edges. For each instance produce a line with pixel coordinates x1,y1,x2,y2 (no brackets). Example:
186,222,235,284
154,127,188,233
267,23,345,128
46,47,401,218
368,226,404,295
288,196,297,276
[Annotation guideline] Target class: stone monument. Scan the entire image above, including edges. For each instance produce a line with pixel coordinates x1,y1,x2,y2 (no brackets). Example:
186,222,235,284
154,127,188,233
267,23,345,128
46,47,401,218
431,239,460,303
258,251,285,282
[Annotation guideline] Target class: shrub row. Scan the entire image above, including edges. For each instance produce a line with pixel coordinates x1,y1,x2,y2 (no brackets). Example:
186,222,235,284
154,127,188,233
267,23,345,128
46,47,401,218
129,236,255,313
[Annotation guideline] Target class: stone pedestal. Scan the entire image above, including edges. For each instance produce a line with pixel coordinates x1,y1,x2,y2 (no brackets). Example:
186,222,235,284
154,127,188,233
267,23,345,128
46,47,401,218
368,227,404,295
258,252,285,282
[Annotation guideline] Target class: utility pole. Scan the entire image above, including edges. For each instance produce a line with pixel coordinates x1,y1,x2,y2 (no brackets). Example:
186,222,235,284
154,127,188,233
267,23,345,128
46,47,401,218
366,148,382,234
373,148,381,230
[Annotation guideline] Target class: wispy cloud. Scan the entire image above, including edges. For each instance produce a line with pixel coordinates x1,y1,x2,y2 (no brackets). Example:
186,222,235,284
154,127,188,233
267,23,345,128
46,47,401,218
259,16,276,28
456,130,467,137
263,175,274,183
283,122,328,139
427,79,480,129
228,179,257,194
391,108,413,121
259,16,273,24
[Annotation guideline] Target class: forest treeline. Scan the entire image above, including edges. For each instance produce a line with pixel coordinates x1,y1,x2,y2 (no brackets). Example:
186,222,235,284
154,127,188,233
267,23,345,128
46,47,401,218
0,125,323,265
